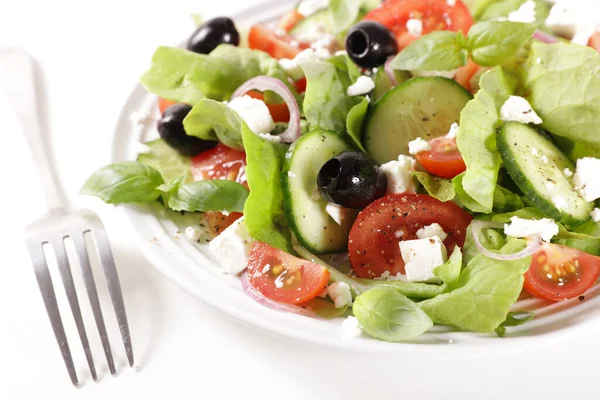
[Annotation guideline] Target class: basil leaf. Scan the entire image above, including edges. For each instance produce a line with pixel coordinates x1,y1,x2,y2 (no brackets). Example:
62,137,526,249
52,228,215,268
467,21,535,66
137,139,193,183
353,287,433,342
495,311,534,337
433,246,462,290
420,240,531,333
165,180,249,213
391,31,467,71
80,161,164,204
184,99,245,150
414,172,456,202
345,96,369,152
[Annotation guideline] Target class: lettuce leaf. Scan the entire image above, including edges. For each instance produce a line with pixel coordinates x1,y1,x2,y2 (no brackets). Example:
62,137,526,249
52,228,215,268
420,239,530,333
136,139,193,183
414,172,456,202
184,99,246,150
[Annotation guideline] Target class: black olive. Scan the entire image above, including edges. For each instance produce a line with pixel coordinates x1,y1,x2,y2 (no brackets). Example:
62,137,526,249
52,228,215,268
317,152,386,209
157,104,217,157
346,21,398,69
187,17,240,54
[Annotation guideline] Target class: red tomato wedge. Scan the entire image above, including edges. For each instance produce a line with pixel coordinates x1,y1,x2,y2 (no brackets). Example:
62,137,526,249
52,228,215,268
364,0,473,50
349,194,472,278
454,58,481,92
295,76,307,93
278,10,305,32
589,32,600,52
415,136,466,179
524,243,600,302
192,144,247,235
248,25,309,59
247,242,330,304
158,97,178,114
244,91,290,123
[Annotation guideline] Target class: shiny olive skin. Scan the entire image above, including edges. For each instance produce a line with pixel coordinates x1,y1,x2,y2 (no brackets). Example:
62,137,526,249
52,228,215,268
187,17,240,54
346,21,398,69
317,151,387,209
157,104,217,157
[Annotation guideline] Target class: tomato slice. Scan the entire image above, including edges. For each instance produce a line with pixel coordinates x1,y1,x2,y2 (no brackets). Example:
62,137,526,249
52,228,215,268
244,91,290,123
158,97,178,114
295,76,307,93
349,194,472,278
247,242,330,304
364,0,473,49
454,58,481,92
248,25,309,59
415,136,466,179
279,10,305,32
524,243,600,302
192,144,247,235
589,32,600,52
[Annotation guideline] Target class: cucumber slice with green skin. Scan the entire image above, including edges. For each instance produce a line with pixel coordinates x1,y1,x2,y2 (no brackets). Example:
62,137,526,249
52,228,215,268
290,9,334,38
364,77,472,164
497,122,593,226
372,68,411,101
282,129,357,254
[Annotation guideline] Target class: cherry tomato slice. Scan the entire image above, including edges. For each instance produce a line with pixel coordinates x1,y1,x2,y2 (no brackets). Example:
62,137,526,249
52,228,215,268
454,58,482,92
244,91,290,123
415,136,466,179
524,243,600,302
349,194,472,278
364,0,473,49
158,97,178,114
247,242,330,304
589,32,600,52
248,25,309,59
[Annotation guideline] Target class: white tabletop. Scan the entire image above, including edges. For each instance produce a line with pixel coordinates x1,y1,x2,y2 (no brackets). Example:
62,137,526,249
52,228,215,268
1,1,598,399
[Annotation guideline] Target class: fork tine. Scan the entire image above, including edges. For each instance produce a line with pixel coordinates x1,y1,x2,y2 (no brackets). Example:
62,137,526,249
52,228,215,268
26,241,79,387
51,237,98,382
71,234,117,376
89,227,134,367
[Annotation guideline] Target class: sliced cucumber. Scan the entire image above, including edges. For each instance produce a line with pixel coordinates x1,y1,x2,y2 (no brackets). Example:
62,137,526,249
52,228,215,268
497,122,593,225
364,77,472,164
290,9,334,39
282,129,356,254
372,67,411,101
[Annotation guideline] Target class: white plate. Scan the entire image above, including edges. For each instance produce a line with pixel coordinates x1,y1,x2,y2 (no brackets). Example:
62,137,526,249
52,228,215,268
110,0,600,356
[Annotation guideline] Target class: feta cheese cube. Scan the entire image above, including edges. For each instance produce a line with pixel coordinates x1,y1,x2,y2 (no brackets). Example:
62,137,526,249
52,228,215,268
341,316,363,339
545,0,600,45
503,216,559,242
297,0,330,17
591,208,600,222
445,123,459,140
379,155,416,194
326,203,349,225
500,96,543,125
227,95,276,135
416,223,448,241
327,282,353,308
347,76,375,96
208,217,256,275
406,19,423,37
507,0,537,23
573,157,600,202
408,137,432,155
399,236,447,283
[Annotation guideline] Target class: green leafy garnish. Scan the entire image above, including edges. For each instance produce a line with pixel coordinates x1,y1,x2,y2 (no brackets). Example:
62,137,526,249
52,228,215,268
136,139,193,183
495,311,535,337
433,246,463,290
165,180,249,213
184,99,246,150
345,96,370,152
414,172,456,202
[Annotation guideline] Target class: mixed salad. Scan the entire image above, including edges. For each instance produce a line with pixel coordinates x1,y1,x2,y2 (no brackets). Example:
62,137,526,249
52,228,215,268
82,0,600,342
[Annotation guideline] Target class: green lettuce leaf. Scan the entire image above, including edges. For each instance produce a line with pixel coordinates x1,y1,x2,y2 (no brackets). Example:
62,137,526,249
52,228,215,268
242,124,292,253
522,42,600,146
140,44,294,105
346,96,369,152
456,67,516,213
462,223,507,264
420,239,530,333
478,0,550,28
414,172,456,202
184,99,245,150
495,311,535,337
433,247,463,290
136,139,193,183
165,180,249,213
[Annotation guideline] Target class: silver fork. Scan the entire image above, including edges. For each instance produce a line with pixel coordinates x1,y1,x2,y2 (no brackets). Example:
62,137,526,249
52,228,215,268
0,48,134,387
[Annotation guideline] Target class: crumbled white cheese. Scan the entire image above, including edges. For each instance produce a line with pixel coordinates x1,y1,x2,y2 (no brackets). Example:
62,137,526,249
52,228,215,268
297,0,330,17
327,282,353,308
341,316,363,339
311,34,335,59
416,223,448,241
375,271,406,281
209,217,256,275
503,216,559,242
411,69,458,79
185,226,202,242
500,96,543,125
443,123,459,140
564,168,574,178
574,157,600,202
258,133,282,143
399,236,447,283
546,0,600,46
591,208,600,222
406,19,423,37
347,76,375,96
408,137,432,155
379,155,416,194
274,27,287,37
280,48,318,80
227,95,276,135
508,0,537,23
326,203,349,225
293,23,328,44
335,50,348,56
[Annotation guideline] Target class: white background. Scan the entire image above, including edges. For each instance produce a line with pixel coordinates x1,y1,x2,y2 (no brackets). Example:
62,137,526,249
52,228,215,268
0,1,598,399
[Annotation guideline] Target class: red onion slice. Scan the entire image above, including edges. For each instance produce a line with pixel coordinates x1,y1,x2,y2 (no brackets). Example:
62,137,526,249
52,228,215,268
384,57,398,87
533,30,559,44
471,220,542,261
240,272,315,317
231,76,301,143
